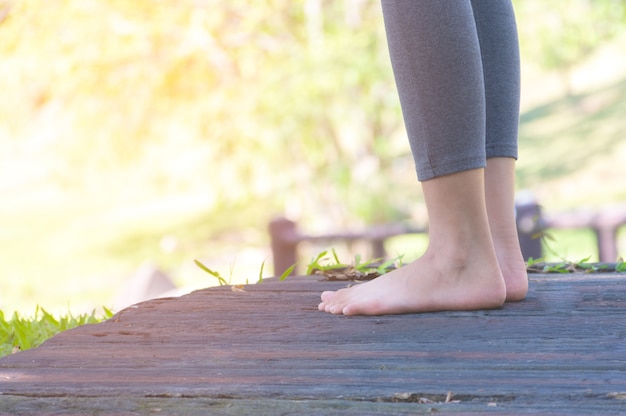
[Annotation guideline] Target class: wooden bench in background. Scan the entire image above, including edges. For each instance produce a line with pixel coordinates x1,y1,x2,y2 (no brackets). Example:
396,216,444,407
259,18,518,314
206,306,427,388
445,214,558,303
269,198,626,276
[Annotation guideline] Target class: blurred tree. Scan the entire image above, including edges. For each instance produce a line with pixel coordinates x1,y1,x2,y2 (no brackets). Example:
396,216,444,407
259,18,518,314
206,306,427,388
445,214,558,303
514,0,626,95
5,0,625,240
0,0,416,235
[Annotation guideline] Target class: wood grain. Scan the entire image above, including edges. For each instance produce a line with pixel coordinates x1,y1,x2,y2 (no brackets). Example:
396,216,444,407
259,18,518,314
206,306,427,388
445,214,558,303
1,274,625,415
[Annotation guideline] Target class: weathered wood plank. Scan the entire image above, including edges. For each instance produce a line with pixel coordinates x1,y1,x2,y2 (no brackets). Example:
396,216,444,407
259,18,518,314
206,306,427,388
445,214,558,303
1,274,626,415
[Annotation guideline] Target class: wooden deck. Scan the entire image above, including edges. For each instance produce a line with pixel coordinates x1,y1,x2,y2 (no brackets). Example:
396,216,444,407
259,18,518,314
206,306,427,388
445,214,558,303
1,273,626,415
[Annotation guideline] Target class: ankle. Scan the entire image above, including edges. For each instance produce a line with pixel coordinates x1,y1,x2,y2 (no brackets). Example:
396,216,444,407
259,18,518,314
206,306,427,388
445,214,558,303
429,228,497,261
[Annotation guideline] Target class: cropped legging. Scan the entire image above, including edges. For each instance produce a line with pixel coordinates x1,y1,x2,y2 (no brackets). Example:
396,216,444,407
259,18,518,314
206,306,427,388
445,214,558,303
381,0,520,181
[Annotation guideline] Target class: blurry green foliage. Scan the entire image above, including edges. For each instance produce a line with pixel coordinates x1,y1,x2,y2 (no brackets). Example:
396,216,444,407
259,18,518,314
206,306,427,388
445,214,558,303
514,0,626,93
0,0,414,234
3,0,626,231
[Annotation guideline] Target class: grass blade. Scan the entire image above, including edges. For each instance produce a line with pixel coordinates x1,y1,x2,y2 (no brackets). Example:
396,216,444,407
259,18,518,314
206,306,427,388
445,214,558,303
194,259,229,286
257,259,266,284
306,250,328,275
279,263,296,281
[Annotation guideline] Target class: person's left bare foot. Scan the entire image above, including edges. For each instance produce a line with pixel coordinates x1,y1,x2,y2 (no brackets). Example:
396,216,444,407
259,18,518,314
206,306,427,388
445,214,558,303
318,245,506,316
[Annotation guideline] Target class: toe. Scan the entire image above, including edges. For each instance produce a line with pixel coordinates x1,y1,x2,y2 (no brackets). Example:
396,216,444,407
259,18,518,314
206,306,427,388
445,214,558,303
320,290,335,301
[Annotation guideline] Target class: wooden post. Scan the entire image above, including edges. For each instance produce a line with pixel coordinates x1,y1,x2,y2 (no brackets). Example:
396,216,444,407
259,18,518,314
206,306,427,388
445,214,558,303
515,196,544,261
371,239,386,260
592,207,626,262
594,226,618,263
268,217,299,277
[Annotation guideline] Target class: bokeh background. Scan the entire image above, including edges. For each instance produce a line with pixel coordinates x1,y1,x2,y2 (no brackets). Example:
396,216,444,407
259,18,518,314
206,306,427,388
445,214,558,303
2,0,626,316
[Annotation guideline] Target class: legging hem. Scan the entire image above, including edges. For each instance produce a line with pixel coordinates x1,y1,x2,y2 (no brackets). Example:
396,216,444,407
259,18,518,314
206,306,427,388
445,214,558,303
417,156,486,182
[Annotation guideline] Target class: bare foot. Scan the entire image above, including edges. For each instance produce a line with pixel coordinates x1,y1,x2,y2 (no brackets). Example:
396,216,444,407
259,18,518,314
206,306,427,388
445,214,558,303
492,234,528,302
318,248,507,316
319,167,522,316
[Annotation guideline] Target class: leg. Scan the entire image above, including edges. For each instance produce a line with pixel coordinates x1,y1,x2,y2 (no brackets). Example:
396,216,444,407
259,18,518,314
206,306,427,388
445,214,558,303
380,0,487,182
485,158,528,301
318,160,528,314
471,0,528,300
470,0,521,161
319,0,516,315
319,168,506,315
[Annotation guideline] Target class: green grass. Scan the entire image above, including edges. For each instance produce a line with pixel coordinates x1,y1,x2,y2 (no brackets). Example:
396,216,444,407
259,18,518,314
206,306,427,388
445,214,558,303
541,229,601,262
0,306,114,358
387,229,615,264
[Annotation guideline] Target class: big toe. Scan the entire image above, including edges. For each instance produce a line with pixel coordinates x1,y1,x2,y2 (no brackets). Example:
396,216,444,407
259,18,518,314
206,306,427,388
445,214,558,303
320,290,336,302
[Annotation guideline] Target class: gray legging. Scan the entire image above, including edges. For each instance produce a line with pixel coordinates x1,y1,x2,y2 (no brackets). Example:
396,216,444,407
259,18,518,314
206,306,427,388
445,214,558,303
381,0,520,181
